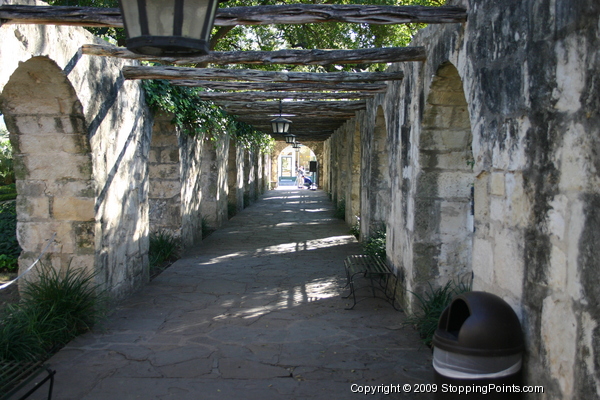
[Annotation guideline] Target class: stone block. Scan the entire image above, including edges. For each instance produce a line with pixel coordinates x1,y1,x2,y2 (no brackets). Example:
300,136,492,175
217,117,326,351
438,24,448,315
449,106,472,130
492,228,524,298
53,197,95,221
474,172,490,224
16,180,46,197
25,153,92,181
18,134,90,154
161,149,180,164
439,200,471,238
45,179,95,198
420,128,471,151
472,237,494,284
16,196,50,221
489,196,506,223
505,172,530,228
17,221,76,254
490,172,505,196
73,221,96,254
427,89,468,106
151,132,178,147
437,171,473,198
422,105,455,129
149,180,181,199
12,115,60,135
148,149,160,163
149,164,180,179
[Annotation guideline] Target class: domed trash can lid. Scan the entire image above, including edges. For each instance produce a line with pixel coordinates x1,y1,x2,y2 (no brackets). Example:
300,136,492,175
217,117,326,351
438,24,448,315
432,291,524,357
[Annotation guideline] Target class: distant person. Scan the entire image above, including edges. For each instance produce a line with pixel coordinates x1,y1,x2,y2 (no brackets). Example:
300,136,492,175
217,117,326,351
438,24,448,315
297,166,305,188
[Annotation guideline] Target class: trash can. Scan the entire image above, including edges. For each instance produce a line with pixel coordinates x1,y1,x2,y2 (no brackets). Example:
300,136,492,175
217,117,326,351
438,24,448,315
432,291,524,399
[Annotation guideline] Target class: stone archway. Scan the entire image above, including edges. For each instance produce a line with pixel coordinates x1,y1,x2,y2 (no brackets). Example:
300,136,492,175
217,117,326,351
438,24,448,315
1,56,95,278
413,62,474,290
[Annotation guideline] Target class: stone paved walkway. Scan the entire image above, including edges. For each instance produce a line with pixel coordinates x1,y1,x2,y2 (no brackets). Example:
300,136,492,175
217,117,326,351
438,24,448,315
26,188,434,400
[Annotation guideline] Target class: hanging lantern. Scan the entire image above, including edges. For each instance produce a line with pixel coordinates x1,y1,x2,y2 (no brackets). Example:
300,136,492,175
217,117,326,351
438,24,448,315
271,99,292,134
284,133,297,144
118,0,223,56
271,116,292,134
292,142,302,151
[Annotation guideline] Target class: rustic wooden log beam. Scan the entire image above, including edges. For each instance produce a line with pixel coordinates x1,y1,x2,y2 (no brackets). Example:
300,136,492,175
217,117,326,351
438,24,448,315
0,5,123,27
123,66,404,83
216,5,467,26
172,80,387,92
82,44,426,65
0,5,466,27
221,100,366,114
234,116,350,126
196,91,375,101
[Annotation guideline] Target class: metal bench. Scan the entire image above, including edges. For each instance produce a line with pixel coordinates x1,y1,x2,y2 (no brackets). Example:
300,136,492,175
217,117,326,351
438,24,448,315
342,254,400,310
0,360,55,400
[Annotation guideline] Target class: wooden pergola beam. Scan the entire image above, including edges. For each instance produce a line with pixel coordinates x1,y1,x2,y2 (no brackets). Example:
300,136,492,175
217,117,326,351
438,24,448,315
82,44,426,66
220,100,366,114
123,66,404,83
0,5,466,27
196,91,375,101
172,80,388,92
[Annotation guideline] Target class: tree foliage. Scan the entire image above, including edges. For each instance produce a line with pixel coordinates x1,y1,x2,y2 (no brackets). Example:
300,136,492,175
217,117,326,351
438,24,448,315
216,0,446,72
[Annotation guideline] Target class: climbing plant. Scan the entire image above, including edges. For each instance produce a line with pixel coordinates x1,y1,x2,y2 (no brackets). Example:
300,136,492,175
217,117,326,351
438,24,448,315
142,79,274,153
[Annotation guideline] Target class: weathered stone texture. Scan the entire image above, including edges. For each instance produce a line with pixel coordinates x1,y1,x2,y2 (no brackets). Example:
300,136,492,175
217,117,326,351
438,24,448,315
323,0,599,397
0,0,152,302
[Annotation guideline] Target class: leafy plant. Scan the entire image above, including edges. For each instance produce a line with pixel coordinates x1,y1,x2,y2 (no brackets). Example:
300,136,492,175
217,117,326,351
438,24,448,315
201,216,214,239
404,278,473,348
363,227,386,260
0,129,14,186
350,216,361,239
333,199,346,219
149,230,180,273
0,201,20,272
142,80,274,153
0,264,106,362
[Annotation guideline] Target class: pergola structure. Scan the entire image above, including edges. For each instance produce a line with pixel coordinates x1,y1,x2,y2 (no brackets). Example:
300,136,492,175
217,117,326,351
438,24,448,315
0,3,467,141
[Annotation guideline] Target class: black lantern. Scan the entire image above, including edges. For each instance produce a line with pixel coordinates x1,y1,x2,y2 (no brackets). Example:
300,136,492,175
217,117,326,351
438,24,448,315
284,133,297,144
292,142,302,151
271,99,292,134
118,0,223,56
271,117,292,134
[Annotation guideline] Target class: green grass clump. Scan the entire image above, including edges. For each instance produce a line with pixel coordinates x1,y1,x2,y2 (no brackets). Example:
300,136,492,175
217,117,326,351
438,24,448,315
404,279,472,348
0,265,106,362
149,230,180,276
333,199,346,220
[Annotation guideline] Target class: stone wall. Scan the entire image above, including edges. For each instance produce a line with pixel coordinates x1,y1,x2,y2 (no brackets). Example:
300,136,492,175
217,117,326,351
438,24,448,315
0,0,152,301
324,0,599,397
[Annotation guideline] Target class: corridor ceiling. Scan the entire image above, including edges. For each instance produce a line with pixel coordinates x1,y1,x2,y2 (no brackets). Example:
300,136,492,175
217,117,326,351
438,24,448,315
0,4,467,142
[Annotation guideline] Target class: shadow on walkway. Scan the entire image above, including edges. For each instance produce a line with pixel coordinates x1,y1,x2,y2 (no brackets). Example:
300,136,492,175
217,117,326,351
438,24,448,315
28,188,434,400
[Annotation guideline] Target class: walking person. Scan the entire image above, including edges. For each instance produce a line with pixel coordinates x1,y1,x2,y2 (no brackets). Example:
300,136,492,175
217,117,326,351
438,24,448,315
297,166,305,188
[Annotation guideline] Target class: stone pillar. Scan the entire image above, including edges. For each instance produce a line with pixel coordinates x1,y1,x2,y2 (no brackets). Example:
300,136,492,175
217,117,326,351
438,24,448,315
148,112,182,236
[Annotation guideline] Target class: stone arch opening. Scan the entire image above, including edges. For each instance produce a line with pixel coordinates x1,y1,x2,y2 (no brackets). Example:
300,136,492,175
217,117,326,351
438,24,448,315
414,61,474,290
0,56,95,278
275,144,317,187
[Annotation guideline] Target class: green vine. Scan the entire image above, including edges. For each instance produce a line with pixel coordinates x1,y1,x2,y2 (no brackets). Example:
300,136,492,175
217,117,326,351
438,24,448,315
142,79,274,154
